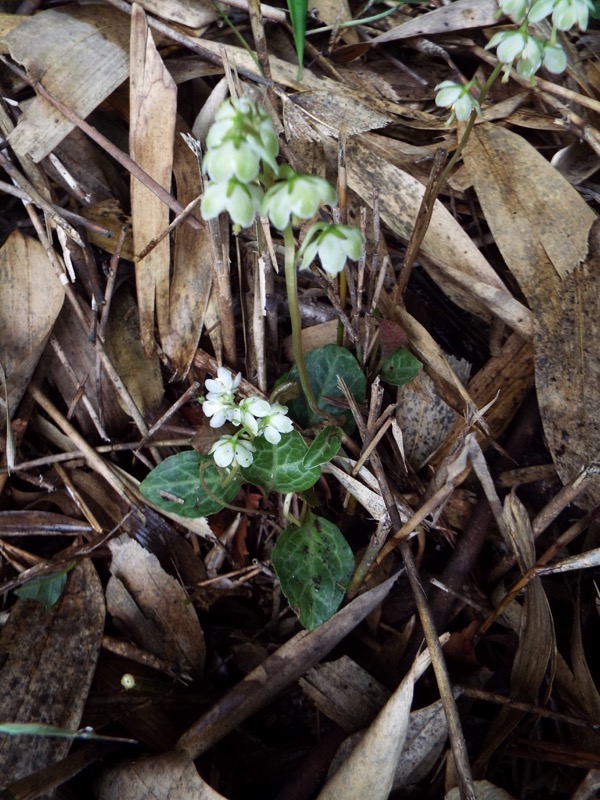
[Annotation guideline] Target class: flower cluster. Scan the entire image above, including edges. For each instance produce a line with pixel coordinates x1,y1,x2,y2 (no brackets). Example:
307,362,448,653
499,0,593,30
435,0,593,122
199,96,365,276
202,367,294,469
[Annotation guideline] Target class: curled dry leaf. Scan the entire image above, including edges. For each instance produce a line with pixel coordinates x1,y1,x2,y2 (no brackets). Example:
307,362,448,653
464,123,600,508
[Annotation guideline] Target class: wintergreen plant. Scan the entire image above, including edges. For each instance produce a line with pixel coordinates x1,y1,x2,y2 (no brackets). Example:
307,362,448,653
435,0,593,121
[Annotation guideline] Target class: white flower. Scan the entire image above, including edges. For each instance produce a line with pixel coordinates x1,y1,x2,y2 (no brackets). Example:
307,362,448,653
261,166,337,231
498,0,531,21
297,222,365,276
203,140,263,183
205,367,242,398
516,35,544,76
550,0,593,30
434,80,481,122
201,179,263,228
529,0,555,21
229,397,271,436
210,434,255,468
258,403,294,444
205,98,279,176
202,367,241,427
202,397,231,428
487,29,544,77
542,41,568,72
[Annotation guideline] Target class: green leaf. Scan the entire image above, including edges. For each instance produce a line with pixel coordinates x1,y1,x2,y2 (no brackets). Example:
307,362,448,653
303,426,343,469
241,431,320,493
380,348,422,386
0,722,136,743
287,0,307,80
286,345,366,432
271,511,354,629
139,451,242,518
14,562,75,608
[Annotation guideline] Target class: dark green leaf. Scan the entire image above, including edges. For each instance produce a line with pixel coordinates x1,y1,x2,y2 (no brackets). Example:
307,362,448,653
302,426,343,469
14,564,74,609
139,451,242,518
380,348,422,386
271,511,354,629
241,431,320,493
286,345,366,432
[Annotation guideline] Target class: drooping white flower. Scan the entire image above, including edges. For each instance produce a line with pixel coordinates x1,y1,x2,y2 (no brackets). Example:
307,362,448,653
261,166,337,231
434,80,481,122
542,41,568,72
550,0,593,30
205,97,279,176
201,179,263,228
528,0,555,21
209,434,255,469
487,29,545,77
516,35,544,76
258,403,294,444
203,139,263,183
297,222,365,276
498,0,531,21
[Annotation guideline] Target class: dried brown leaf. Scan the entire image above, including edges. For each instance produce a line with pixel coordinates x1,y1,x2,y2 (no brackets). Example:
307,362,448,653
347,140,532,334
300,655,391,733
138,0,219,29
0,230,64,421
0,559,105,783
98,750,227,800
107,535,205,676
130,3,177,355
474,493,554,772
161,124,212,378
1,6,130,162
464,124,599,508
373,0,499,43
105,288,164,417
317,642,445,800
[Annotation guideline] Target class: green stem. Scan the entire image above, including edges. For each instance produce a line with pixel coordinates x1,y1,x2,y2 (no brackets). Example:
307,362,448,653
283,224,323,418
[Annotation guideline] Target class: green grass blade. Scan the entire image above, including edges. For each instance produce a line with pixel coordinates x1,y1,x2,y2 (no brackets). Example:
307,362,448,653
287,0,308,80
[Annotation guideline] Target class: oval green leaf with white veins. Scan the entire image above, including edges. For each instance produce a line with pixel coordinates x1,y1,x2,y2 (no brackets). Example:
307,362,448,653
241,430,320,493
271,511,354,630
